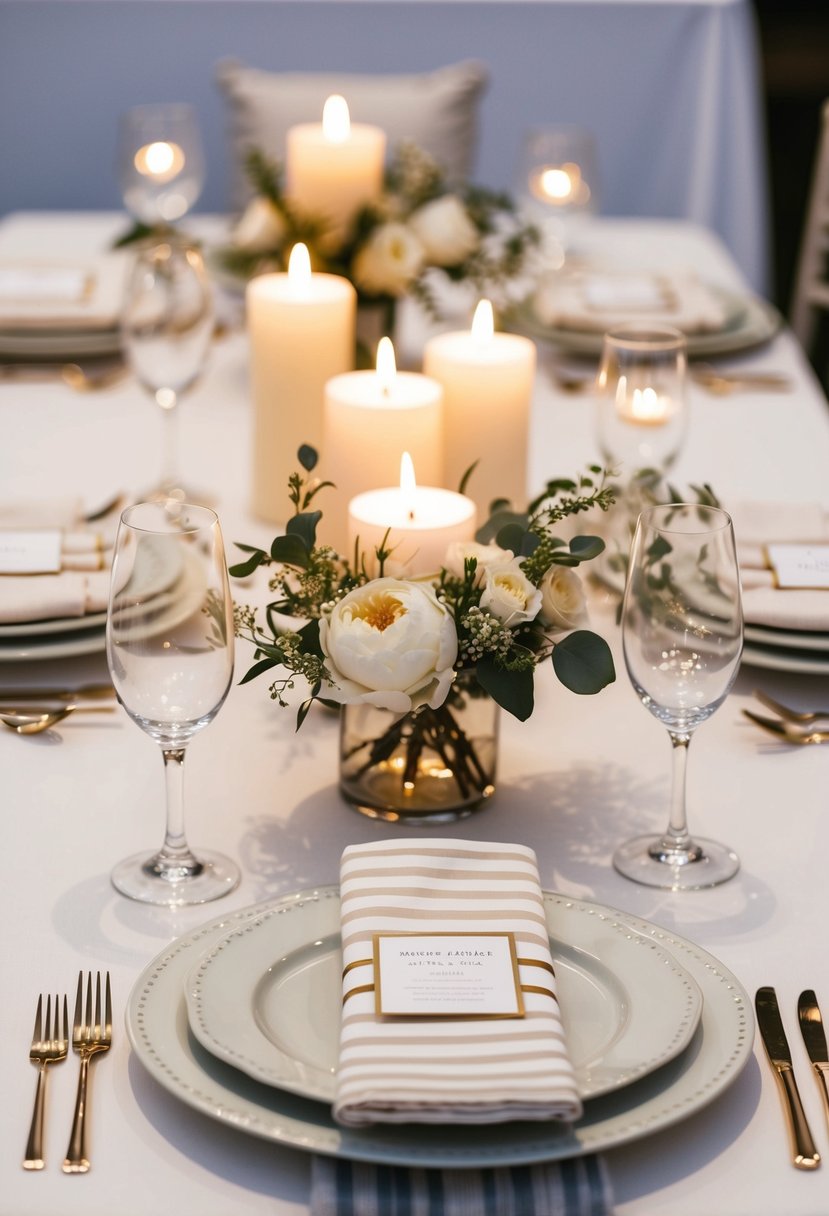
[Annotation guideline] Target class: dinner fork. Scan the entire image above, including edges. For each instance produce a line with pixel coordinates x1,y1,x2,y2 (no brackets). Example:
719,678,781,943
742,709,829,745
23,993,68,1170
753,690,829,725
62,972,112,1174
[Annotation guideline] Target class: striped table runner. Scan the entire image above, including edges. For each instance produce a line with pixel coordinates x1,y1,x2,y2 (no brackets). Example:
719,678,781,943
334,839,582,1128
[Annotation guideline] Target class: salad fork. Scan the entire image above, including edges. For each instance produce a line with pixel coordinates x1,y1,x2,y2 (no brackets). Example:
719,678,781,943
62,972,112,1174
742,709,829,745
23,993,68,1170
754,690,829,725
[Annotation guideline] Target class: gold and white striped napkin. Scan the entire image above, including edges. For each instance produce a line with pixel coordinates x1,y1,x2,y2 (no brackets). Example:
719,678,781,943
334,838,582,1128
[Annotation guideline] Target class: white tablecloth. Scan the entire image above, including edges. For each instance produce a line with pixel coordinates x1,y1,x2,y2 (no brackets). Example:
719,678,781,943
1,213,827,1216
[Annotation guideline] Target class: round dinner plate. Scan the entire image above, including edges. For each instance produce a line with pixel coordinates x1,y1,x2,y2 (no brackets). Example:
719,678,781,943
126,888,753,1169
0,625,107,662
744,622,829,653
0,326,122,359
184,890,702,1104
515,289,781,359
741,642,829,676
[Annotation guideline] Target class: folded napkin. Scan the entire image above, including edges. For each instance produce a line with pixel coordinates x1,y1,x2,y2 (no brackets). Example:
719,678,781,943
334,838,582,1128
730,500,829,631
0,256,128,331
533,270,731,334
0,569,111,624
311,1155,614,1216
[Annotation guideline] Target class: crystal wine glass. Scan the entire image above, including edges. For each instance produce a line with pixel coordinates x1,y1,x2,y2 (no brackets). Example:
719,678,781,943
516,125,598,252
106,501,239,905
615,503,743,889
121,239,214,502
117,103,205,227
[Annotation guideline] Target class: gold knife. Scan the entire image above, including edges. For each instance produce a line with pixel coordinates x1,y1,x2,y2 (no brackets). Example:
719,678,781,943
798,990,829,1124
756,987,821,1169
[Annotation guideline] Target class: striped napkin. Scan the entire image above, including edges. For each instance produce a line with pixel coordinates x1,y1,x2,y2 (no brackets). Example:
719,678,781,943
334,838,582,1129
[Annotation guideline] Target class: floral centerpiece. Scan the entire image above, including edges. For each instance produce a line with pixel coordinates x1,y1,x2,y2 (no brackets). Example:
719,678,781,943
218,144,543,335
232,447,616,822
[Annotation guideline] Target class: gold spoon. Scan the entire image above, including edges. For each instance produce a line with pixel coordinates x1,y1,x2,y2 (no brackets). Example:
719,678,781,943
0,705,115,734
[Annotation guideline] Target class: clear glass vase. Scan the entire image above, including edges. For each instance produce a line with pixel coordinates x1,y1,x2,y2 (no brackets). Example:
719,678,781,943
338,673,499,824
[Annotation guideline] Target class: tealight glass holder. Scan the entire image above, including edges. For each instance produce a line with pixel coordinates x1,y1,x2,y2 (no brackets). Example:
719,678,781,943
516,126,599,251
118,103,205,226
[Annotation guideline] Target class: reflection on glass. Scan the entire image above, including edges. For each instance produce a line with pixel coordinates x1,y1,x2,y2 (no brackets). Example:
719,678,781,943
118,103,205,226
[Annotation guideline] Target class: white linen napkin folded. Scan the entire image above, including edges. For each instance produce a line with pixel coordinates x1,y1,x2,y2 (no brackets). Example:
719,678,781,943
730,500,829,631
533,270,731,334
0,569,111,624
333,838,582,1129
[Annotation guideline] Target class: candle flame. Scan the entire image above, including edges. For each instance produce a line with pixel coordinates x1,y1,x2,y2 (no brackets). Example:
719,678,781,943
617,378,668,424
539,165,576,201
400,452,417,521
133,140,185,182
322,94,351,143
471,299,494,345
376,336,397,396
287,242,312,292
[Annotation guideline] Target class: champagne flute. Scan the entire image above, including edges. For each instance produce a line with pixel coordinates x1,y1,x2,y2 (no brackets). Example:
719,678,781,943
615,503,743,889
106,501,239,905
121,240,214,502
117,102,205,226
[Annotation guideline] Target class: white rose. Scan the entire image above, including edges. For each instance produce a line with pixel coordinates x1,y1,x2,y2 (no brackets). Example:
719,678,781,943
539,566,589,631
479,560,542,628
231,197,286,252
408,196,480,267
444,541,513,586
352,223,425,297
319,578,458,713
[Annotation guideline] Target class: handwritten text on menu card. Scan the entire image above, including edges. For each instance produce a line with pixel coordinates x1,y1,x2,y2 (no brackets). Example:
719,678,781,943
767,544,829,589
373,933,525,1018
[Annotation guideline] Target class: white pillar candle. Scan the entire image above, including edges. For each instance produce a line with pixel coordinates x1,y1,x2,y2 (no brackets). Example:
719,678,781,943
423,300,536,518
323,338,444,553
247,243,356,524
286,95,386,250
348,453,477,577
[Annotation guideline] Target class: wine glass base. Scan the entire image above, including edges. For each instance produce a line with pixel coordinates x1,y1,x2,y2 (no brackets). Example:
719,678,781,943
111,848,240,906
613,835,740,890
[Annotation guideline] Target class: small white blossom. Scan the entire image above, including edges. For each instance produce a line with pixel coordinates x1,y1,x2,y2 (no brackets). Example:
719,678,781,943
539,566,589,631
479,560,542,628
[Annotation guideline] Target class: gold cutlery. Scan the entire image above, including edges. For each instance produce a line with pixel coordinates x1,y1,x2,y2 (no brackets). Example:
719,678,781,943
754,690,829,725
0,705,116,734
798,990,829,1126
741,710,829,744
23,993,68,1170
63,972,112,1175
0,360,127,392
691,364,791,395
755,987,821,1170
0,684,115,703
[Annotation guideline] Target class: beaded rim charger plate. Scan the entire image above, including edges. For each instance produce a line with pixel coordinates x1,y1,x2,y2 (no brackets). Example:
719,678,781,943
126,888,753,1168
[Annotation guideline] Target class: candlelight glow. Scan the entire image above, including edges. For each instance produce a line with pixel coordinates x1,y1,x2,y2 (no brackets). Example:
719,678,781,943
400,452,417,521
376,336,397,395
287,242,312,293
322,94,351,144
540,166,576,201
471,299,495,345
134,140,185,182
616,377,669,425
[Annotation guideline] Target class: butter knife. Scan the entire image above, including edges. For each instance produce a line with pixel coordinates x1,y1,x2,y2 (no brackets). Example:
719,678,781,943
798,990,829,1122
755,987,821,1169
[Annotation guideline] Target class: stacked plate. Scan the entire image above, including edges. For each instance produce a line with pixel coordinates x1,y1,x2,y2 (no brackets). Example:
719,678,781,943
126,887,753,1167
742,623,829,676
0,255,128,361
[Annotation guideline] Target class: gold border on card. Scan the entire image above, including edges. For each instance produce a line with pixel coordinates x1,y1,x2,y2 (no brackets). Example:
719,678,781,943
371,932,526,1020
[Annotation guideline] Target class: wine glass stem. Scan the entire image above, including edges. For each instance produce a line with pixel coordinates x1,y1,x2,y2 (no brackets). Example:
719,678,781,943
158,393,179,491
663,731,694,852
156,747,202,879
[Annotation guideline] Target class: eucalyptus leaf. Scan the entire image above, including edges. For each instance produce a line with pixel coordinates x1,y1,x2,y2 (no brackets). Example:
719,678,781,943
475,657,534,721
228,550,266,578
238,657,282,685
459,460,479,496
552,631,616,694
287,510,322,550
476,509,528,545
569,535,605,561
496,522,529,553
298,444,318,471
270,533,310,568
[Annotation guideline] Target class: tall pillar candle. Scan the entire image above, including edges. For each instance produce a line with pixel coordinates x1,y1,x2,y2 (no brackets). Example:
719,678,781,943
286,95,386,251
348,454,477,576
423,300,536,517
247,243,356,523
323,338,443,554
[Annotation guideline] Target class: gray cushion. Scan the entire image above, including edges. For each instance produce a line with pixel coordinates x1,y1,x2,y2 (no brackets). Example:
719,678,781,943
216,59,489,208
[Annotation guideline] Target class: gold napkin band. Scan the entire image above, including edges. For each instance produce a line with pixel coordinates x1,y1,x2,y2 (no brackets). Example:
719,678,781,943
341,956,557,1006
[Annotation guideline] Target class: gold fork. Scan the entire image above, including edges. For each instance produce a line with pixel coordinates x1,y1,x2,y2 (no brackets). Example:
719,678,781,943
62,972,112,1174
742,709,829,744
23,993,69,1170
754,690,829,725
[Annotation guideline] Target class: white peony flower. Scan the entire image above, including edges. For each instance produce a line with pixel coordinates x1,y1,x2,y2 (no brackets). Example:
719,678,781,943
319,578,458,713
231,197,286,252
444,541,513,586
352,223,425,297
479,560,542,628
408,195,480,267
539,566,589,631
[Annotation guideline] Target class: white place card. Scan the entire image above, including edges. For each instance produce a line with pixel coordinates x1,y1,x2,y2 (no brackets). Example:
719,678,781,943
0,267,90,304
373,932,524,1018
0,530,62,574
766,543,829,589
